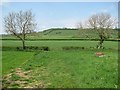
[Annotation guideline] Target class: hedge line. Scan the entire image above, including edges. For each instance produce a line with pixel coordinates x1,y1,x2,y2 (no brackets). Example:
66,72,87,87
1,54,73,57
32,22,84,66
2,46,50,51
1,38,119,41
1,46,119,51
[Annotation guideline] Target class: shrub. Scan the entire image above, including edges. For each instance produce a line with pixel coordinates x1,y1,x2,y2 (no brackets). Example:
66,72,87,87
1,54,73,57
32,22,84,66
43,46,50,51
2,46,16,51
16,46,50,51
62,46,85,51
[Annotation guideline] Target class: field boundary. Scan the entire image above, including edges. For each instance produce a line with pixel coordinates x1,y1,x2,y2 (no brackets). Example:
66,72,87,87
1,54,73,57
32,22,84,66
1,38,120,41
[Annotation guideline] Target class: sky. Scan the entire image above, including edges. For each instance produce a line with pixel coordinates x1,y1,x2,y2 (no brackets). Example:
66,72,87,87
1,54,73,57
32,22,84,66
0,1,118,34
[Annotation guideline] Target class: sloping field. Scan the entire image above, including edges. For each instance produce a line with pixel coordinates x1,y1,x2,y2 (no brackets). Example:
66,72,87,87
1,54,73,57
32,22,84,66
2,28,118,39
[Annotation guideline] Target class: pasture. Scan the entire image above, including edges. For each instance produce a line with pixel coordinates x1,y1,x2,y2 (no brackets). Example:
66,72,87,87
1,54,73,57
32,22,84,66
2,40,118,50
1,40,118,88
1,1,119,88
2,29,118,39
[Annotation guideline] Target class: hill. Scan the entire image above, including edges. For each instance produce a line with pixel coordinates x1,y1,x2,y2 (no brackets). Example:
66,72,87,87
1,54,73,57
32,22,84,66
2,28,118,40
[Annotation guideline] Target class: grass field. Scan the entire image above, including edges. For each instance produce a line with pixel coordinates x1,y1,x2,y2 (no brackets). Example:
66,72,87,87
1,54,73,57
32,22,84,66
2,40,118,50
1,39,118,88
1,2,119,88
21,50,118,88
2,51,34,75
2,50,118,88
2,29,118,39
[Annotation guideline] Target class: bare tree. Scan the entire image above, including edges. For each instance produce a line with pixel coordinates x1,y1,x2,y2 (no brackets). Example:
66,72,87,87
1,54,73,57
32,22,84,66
87,12,116,48
77,22,83,29
77,21,86,37
4,10,36,49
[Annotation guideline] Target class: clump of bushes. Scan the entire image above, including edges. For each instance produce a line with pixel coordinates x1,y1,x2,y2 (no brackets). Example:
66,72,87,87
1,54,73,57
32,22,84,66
62,46,85,51
2,46,16,51
62,46,108,51
16,46,50,51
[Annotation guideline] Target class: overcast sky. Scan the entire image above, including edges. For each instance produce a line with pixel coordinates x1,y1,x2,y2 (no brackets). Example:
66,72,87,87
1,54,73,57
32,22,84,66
0,1,118,34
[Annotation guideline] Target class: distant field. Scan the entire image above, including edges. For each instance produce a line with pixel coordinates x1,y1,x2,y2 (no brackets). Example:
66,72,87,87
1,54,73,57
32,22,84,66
2,29,118,39
2,40,118,51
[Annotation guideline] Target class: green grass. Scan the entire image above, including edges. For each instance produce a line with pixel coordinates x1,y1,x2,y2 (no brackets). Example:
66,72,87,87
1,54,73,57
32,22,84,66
2,29,118,39
2,40,118,51
0,39,2,76
2,51,34,75
2,39,118,88
2,50,118,88
37,50,117,88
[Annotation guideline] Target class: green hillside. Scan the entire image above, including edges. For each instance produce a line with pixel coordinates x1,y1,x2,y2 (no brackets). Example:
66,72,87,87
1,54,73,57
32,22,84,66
2,28,118,40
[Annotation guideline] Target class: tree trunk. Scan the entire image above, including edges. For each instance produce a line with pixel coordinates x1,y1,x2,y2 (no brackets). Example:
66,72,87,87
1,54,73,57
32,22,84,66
97,35,104,49
22,40,25,49
98,39,104,48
